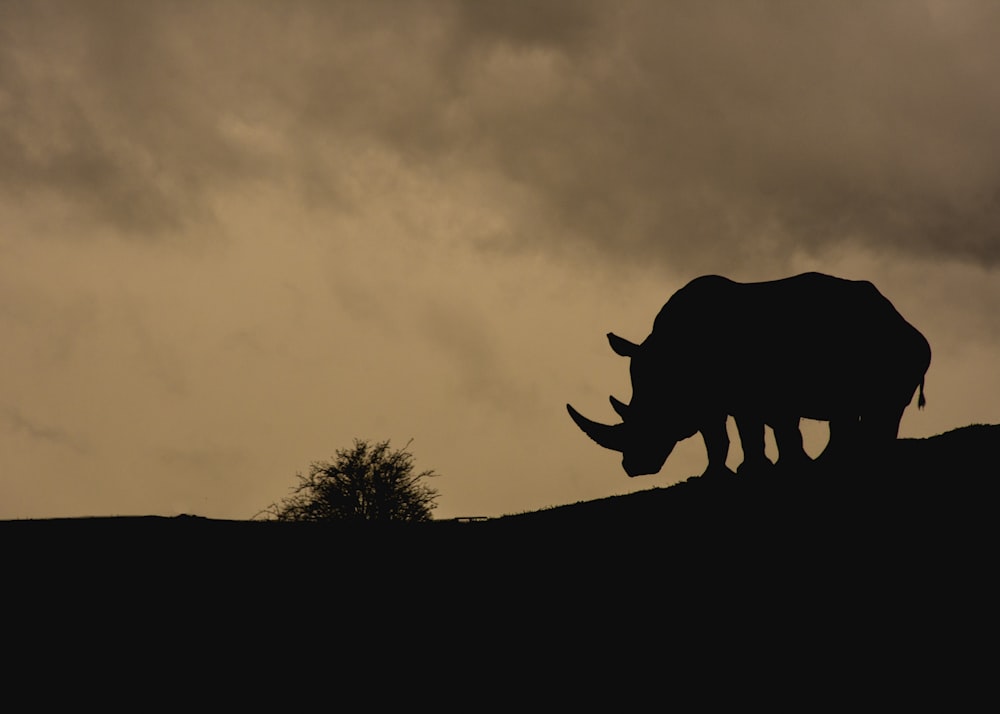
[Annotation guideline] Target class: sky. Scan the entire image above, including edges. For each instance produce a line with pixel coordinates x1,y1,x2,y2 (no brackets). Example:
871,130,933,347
2,0,999,520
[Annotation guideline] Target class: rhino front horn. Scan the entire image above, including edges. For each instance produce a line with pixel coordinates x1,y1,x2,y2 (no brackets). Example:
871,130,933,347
566,404,626,452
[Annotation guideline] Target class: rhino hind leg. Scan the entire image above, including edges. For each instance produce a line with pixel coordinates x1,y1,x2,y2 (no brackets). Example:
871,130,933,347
861,406,905,442
857,405,907,466
817,415,860,467
818,406,905,470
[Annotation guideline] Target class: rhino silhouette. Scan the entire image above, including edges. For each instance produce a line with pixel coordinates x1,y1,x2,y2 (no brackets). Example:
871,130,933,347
567,272,931,478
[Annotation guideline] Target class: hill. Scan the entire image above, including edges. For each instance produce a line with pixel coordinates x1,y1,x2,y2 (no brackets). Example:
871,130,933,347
5,423,994,574
494,422,998,528
5,424,994,688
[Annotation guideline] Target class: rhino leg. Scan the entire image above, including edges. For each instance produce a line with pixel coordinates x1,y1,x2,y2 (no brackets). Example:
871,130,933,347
818,416,860,467
860,406,905,442
772,417,811,472
734,415,773,475
700,415,735,478
857,405,906,464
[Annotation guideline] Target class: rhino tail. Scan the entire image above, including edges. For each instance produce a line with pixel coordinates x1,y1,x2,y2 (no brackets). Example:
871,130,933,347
918,377,926,409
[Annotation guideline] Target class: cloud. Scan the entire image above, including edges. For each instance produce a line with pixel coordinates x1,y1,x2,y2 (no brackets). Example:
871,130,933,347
4,1,999,269
420,298,537,413
1,406,86,453
454,0,1000,271
448,1,1000,270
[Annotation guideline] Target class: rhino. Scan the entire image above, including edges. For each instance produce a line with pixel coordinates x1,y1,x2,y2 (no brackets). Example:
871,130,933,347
567,272,931,478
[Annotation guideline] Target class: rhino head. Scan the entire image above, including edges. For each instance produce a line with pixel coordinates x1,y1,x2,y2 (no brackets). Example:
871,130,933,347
567,332,696,477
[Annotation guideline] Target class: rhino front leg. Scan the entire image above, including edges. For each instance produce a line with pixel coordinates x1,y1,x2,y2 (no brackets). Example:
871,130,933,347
700,415,735,479
771,417,811,472
734,415,774,475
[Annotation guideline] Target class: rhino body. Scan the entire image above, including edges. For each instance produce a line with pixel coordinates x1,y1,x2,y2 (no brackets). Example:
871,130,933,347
567,272,931,478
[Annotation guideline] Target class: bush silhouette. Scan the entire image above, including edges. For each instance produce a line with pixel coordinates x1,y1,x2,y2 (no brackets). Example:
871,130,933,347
259,439,439,523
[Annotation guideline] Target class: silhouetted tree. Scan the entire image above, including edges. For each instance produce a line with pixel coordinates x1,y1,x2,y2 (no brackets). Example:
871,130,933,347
259,439,439,522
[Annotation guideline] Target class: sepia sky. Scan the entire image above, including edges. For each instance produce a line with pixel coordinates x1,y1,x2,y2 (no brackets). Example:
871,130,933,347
3,0,999,520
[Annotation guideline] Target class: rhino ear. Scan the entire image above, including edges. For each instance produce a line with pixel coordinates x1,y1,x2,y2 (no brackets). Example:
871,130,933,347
609,395,629,419
607,332,640,357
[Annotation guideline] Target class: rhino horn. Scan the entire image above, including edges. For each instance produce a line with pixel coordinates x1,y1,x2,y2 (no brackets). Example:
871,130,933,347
607,332,640,357
566,404,626,452
609,395,629,419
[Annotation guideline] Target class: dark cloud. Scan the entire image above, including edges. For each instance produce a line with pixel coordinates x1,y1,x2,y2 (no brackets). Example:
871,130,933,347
454,0,1000,271
0,1,284,234
3,1,1000,267
450,1,1000,270
450,0,603,53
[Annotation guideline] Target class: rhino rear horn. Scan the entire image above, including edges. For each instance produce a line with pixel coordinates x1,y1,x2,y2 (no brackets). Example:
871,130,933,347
566,404,626,452
607,332,640,357
609,395,629,419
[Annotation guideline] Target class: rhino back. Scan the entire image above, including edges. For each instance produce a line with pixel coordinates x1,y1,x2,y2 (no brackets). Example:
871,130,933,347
644,272,929,417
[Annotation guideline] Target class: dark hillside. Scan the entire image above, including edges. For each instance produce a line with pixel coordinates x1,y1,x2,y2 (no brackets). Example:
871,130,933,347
4,423,994,546
4,424,994,581
4,424,994,687
492,423,997,533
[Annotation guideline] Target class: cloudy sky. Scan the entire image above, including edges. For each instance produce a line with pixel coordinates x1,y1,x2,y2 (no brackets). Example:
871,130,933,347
3,0,999,520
